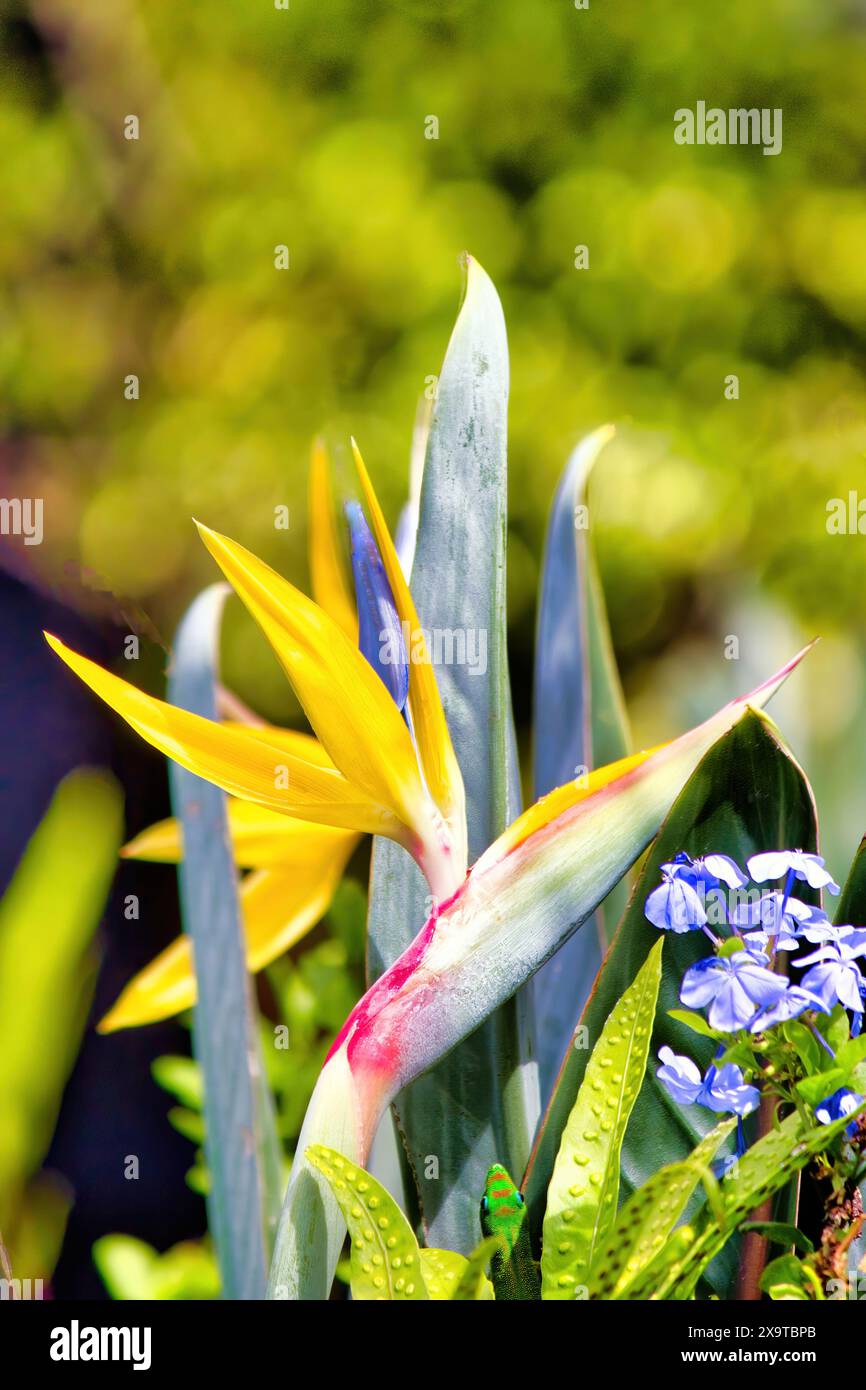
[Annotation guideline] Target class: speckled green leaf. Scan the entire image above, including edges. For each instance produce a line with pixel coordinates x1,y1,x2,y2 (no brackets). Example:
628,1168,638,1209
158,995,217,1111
635,1103,865,1301
419,1245,495,1300
541,938,663,1300
306,1145,428,1300
450,1237,500,1301
584,1118,735,1300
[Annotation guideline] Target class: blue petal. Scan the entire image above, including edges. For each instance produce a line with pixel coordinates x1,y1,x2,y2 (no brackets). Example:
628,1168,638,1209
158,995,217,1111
345,502,409,712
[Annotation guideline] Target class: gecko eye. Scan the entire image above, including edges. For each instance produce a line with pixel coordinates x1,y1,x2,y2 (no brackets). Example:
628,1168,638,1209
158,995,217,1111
515,1192,525,1206
481,1195,489,1213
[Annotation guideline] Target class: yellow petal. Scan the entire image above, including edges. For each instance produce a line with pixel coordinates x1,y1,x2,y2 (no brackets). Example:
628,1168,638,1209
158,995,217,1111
123,799,355,870
221,722,335,769
309,439,357,642
351,440,466,857
99,829,357,1031
193,525,435,850
45,633,403,840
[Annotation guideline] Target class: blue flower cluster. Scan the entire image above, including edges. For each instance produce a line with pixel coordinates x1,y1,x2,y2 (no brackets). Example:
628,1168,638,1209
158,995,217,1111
646,849,866,1134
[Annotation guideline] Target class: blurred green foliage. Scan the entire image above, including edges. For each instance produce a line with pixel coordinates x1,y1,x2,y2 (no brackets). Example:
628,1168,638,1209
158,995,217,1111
108,879,368,1299
2,0,866,864
0,769,122,1280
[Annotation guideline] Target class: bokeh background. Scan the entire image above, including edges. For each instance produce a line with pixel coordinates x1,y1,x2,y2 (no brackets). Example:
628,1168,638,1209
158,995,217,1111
2,0,866,1295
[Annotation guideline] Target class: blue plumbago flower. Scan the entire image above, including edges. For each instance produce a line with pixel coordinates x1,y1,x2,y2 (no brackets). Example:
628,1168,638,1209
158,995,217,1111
853,980,866,1038
345,502,409,712
731,892,827,948
645,872,707,933
656,1046,759,1116
645,852,746,933
663,851,748,892
749,984,828,1032
814,1087,863,1138
680,951,788,1031
794,940,866,1013
798,921,866,950
746,850,840,895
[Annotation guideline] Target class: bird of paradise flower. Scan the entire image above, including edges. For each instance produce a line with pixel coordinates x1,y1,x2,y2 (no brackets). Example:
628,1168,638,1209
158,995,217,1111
45,434,808,1299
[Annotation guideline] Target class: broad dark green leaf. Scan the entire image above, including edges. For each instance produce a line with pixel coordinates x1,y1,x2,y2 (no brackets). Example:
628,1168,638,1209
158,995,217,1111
835,835,866,926
169,583,281,1300
531,428,632,1104
523,710,819,1299
366,256,536,1254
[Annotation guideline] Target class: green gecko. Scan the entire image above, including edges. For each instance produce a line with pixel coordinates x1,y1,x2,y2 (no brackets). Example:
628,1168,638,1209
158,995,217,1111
480,1163,541,1301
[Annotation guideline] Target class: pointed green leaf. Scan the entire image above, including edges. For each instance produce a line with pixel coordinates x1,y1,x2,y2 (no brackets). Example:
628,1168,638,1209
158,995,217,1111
366,255,536,1255
419,1245,494,1300
639,1103,865,1300
667,1009,720,1040
531,427,632,1102
541,938,663,1300
524,710,819,1300
306,1145,428,1300
742,1221,815,1254
584,1119,735,1300
834,835,866,926
450,1238,499,1300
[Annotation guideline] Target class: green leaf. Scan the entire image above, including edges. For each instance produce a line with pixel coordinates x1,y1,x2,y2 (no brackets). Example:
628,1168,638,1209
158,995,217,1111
418,1245,495,1300
531,427,632,1102
742,1222,814,1254
94,1235,220,1301
760,1254,822,1300
642,1103,865,1300
306,1145,428,1300
0,769,122,1259
151,1055,204,1110
366,256,536,1255
541,939,663,1300
450,1237,500,1300
524,710,819,1301
169,584,281,1299
668,1009,720,1040
796,1036,866,1106
834,835,866,927
93,1235,158,1301
584,1119,735,1300
782,1021,824,1077
825,1004,851,1052
167,1107,205,1145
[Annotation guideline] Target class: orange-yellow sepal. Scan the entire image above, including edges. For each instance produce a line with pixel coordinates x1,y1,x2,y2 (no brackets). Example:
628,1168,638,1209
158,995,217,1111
309,439,357,642
194,525,463,896
44,634,404,841
351,440,467,873
100,824,358,1031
